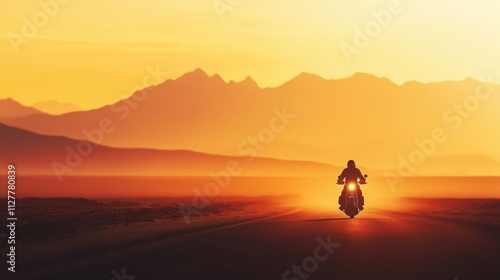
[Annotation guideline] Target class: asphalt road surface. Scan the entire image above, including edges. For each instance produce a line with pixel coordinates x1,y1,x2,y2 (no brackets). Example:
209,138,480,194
19,208,500,280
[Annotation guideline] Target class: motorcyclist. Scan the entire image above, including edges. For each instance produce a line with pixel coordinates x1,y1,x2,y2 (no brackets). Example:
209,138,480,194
337,160,365,211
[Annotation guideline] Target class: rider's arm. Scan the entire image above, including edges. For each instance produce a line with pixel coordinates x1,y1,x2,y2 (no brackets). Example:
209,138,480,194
357,169,364,180
357,169,366,183
338,169,346,180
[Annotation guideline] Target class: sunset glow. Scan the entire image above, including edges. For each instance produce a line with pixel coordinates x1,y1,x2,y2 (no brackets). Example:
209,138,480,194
2,0,500,108
1,3,500,278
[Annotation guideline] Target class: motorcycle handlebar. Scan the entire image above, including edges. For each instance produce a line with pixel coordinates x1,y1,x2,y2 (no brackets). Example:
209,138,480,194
337,174,368,185
336,180,368,185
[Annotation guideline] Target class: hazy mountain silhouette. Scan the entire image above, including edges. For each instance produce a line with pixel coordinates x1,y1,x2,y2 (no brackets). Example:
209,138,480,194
0,98,45,118
2,69,499,172
0,123,335,176
33,100,82,115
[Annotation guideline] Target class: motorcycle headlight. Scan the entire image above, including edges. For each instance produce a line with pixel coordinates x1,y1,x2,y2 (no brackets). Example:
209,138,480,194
348,183,355,190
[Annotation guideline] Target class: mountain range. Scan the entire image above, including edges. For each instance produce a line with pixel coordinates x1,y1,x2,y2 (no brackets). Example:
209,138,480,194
1,69,499,174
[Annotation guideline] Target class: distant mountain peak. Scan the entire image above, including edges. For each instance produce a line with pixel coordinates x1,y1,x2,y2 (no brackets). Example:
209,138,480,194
348,72,394,83
282,72,327,87
239,76,259,87
181,68,210,79
0,98,44,118
279,71,396,89
1,97,19,104
350,72,378,79
33,100,82,115
178,68,226,86
295,72,325,80
211,73,225,83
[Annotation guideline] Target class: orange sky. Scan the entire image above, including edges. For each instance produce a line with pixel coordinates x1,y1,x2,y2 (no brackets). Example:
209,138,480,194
1,0,500,109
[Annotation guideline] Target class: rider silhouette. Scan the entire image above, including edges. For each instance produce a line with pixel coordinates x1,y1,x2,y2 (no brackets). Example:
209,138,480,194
337,160,365,211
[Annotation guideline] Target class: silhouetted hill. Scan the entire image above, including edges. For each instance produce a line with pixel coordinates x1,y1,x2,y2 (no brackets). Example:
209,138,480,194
0,98,45,118
0,123,335,177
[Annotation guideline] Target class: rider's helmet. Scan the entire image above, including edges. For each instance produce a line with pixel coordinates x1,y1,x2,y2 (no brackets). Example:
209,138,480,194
347,160,355,168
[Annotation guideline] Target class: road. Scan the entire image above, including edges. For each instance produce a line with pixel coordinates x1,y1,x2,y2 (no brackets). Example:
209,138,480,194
21,208,500,280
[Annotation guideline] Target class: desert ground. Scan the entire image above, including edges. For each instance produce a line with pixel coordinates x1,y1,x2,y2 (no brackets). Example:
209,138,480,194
1,176,499,280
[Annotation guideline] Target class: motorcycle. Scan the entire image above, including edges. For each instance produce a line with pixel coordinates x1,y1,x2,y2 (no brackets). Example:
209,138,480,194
337,174,368,218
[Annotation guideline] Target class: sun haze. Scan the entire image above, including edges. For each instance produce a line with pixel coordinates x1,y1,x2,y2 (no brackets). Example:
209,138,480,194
1,0,499,109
